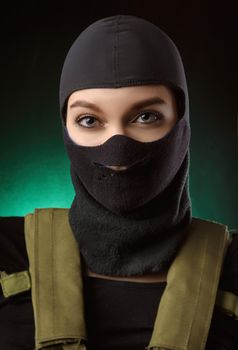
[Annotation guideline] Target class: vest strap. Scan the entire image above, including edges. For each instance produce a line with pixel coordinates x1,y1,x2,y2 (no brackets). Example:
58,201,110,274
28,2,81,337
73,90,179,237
0,270,31,298
24,208,86,350
216,290,238,319
147,217,229,350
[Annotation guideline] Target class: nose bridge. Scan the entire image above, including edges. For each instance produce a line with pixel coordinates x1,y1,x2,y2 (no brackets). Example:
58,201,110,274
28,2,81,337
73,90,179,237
106,120,128,138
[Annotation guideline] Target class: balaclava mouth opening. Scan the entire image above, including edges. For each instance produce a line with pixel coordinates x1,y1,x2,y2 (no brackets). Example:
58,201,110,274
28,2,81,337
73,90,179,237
59,14,192,276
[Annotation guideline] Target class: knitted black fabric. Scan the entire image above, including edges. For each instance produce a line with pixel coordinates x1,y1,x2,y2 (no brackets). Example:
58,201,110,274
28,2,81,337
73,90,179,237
68,155,191,276
59,15,192,276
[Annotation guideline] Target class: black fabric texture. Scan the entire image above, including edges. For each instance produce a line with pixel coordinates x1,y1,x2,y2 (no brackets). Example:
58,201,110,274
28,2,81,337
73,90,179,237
60,15,191,276
83,276,167,350
59,15,188,116
63,113,190,215
68,154,191,276
59,14,192,276
1,217,238,349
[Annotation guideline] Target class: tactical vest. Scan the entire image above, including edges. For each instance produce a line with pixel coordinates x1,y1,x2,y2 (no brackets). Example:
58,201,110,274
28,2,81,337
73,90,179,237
1,208,237,350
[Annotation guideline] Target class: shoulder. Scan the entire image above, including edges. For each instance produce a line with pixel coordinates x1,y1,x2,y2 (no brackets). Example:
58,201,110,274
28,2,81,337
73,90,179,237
219,233,238,296
0,216,29,274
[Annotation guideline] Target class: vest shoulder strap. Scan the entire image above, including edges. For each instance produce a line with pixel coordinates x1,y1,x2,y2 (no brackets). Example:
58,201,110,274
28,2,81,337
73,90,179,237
148,217,230,350
24,208,86,350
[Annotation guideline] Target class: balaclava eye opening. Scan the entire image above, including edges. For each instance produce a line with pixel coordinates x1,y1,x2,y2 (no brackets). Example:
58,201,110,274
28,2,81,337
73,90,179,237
61,84,185,127
59,14,192,277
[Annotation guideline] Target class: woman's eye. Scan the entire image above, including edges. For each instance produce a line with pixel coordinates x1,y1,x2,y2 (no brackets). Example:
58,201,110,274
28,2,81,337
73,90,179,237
75,115,99,128
133,111,163,124
74,111,163,129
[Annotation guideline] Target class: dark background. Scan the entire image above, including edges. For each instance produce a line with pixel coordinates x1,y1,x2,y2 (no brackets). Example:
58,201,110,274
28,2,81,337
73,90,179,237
0,1,237,229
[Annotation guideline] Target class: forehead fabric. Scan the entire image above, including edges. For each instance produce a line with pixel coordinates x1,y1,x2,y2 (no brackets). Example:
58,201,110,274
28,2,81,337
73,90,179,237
59,14,189,119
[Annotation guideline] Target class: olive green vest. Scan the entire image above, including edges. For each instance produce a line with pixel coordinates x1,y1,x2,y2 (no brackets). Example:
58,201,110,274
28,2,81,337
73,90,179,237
1,208,237,350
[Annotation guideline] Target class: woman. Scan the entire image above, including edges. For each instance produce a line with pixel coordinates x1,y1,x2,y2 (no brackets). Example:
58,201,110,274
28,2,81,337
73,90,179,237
0,14,238,350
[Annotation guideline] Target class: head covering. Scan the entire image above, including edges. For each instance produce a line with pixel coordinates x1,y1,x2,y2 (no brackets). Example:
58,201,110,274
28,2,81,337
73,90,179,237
59,14,192,276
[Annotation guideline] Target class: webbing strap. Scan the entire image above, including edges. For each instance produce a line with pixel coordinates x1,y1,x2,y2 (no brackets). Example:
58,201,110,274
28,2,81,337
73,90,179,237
0,270,31,297
216,290,238,319
24,208,86,350
147,217,229,350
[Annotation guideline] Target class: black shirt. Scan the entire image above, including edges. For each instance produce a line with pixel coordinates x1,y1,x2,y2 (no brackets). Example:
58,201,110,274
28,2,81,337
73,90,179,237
0,216,238,350
83,276,167,350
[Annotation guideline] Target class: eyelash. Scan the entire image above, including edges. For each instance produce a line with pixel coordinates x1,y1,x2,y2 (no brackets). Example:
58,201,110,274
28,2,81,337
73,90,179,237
73,110,165,129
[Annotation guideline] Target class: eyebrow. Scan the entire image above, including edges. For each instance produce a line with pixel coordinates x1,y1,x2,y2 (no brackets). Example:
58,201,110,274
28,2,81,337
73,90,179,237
69,96,166,112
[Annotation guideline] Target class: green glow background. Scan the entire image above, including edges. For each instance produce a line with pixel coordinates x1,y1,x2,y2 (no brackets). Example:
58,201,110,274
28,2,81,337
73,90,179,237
1,4,238,229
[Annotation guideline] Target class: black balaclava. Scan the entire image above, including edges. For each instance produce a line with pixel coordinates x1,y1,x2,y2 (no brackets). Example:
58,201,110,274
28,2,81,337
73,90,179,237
59,15,192,276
